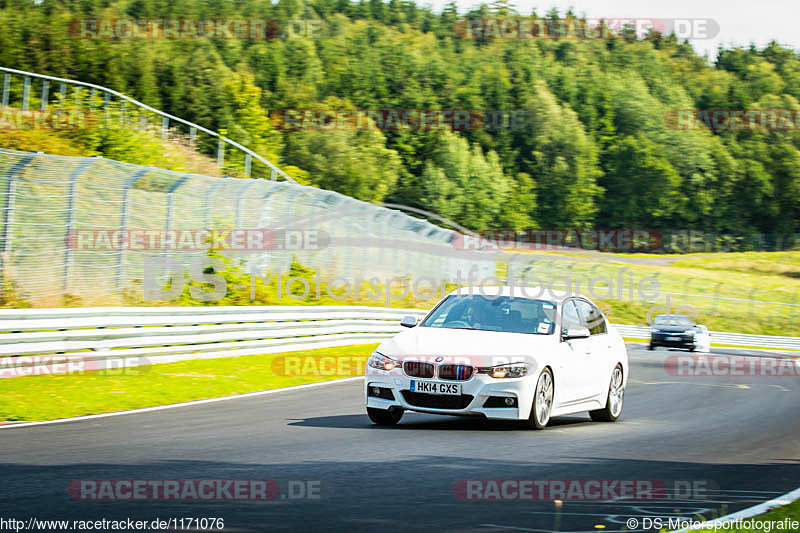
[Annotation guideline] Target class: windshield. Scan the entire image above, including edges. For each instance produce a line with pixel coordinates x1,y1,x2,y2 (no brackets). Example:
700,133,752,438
421,295,557,334
653,315,693,327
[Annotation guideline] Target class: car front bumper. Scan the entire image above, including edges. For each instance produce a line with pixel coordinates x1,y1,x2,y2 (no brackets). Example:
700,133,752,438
365,370,535,420
651,334,695,348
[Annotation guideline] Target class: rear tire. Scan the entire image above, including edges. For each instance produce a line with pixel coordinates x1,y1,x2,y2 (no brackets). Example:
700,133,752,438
367,407,403,425
590,365,624,422
648,343,655,351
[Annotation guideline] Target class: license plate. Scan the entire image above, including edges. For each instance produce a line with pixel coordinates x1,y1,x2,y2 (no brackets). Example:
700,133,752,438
410,380,461,395
666,336,680,341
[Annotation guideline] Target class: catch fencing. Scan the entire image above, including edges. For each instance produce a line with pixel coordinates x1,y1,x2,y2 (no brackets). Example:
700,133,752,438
1,67,799,328
0,66,292,181
0,148,497,305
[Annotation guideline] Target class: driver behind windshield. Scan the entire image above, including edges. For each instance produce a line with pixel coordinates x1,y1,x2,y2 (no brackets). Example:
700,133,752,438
434,296,554,334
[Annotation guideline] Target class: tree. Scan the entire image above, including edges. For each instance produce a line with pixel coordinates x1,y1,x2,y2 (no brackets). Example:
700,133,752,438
283,125,403,203
520,82,602,228
600,135,681,227
420,130,511,230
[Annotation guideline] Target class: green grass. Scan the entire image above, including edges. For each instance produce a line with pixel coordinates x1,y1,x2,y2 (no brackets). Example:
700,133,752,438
0,344,377,423
672,252,800,277
499,250,800,336
666,499,800,532
0,110,224,177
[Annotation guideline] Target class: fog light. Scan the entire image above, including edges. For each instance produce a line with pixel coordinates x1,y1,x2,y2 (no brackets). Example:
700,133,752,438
368,386,396,401
483,396,517,408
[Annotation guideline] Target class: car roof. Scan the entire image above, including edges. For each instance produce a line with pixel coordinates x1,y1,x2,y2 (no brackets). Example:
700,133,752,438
444,286,590,304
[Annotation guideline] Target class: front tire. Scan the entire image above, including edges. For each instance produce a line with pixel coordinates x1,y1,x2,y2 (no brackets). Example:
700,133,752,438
590,365,624,422
525,368,554,430
648,343,655,351
367,407,403,425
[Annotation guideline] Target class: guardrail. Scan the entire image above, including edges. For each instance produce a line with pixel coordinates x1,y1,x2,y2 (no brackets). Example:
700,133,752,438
0,66,294,182
614,324,800,350
0,306,430,375
0,307,798,377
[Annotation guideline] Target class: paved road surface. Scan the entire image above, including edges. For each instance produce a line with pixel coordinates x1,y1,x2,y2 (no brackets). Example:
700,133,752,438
0,345,797,532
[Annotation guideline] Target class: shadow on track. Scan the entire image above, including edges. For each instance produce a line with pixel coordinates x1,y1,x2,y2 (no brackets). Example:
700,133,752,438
286,413,594,431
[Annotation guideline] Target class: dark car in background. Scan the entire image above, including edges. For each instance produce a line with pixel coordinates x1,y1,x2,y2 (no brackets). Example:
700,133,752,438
649,315,711,352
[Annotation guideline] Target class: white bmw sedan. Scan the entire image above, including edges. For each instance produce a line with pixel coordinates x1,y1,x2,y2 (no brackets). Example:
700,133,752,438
365,287,628,429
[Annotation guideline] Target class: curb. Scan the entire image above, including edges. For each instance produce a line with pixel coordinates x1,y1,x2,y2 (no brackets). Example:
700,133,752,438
674,486,800,532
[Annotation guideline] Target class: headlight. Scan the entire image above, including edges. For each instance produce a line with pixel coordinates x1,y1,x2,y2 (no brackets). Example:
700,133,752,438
479,363,529,379
367,351,400,371
685,330,695,336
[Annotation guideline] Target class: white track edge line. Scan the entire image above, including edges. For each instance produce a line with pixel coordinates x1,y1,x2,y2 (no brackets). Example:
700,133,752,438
674,485,800,532
0,377,364,429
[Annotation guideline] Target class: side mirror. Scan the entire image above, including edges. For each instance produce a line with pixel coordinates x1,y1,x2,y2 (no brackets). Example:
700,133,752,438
400,316,418,328
562,326,590,340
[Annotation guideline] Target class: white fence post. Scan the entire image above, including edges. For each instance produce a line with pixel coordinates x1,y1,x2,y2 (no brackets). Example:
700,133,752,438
0,154,35,282
62,158,97,295
115,168,150,289
40,80,48,111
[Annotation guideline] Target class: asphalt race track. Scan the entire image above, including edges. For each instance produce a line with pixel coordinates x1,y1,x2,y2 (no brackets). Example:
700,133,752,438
1,344,798,532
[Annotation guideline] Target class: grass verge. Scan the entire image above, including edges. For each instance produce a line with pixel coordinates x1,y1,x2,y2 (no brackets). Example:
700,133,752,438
666,498,800,532
499,250,800,336
0,344,377,423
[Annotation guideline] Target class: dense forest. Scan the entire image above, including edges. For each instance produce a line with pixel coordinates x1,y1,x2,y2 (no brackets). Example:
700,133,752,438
1,0,799,246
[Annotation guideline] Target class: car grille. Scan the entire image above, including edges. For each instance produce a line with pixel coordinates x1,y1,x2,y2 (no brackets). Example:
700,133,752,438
403,361,434,378
401,391,474,409
653,333,691,341
437,364,474,381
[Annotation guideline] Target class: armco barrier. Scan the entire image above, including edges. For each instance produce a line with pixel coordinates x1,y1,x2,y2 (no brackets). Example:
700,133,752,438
0,307,797,376
0,306,430,374
614,324,800,350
